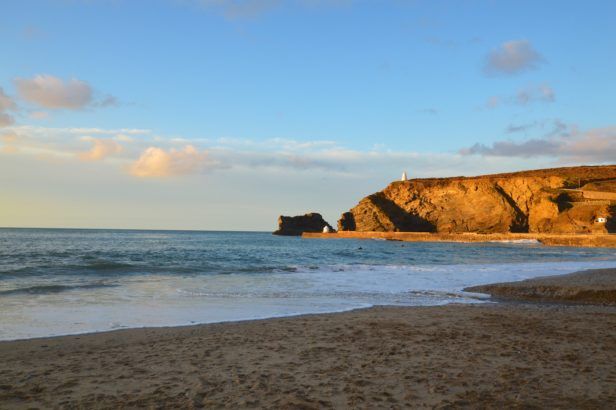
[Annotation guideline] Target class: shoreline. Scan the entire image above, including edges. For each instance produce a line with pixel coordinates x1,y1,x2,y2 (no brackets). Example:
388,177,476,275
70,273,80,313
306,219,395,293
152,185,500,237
2,268,616,408
303,231,616,248
4,268,614,344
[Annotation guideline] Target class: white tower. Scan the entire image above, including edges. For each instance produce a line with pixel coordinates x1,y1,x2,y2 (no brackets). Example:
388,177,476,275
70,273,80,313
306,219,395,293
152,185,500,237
401,171,408,181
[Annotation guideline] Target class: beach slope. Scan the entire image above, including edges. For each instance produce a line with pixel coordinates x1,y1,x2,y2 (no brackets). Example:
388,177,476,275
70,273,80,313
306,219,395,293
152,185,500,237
1,289,616,408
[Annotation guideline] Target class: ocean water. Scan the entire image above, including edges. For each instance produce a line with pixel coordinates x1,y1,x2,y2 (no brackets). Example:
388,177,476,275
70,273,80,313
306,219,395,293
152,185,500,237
1,228,616,340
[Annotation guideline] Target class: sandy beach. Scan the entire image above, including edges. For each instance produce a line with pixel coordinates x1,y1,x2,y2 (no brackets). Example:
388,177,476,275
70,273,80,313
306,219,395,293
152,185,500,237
1,269,616,409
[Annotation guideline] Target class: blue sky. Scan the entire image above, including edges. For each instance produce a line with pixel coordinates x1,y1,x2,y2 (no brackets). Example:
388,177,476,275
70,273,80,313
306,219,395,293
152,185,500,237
1,0,615,230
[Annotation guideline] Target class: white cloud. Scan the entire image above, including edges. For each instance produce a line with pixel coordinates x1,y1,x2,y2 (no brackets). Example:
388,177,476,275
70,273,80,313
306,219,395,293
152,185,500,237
484,40,544,75
67,127,151,135
130,145,221,177
78,137,123,161
0,126,139,159
114,134,135,142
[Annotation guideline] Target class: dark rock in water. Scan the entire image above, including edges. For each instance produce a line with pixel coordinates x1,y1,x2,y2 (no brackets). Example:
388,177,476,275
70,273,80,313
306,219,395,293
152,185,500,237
273,213,335,236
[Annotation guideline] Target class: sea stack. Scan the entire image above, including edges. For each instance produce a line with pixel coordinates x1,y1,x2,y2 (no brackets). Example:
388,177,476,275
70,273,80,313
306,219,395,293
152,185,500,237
273,213,335,236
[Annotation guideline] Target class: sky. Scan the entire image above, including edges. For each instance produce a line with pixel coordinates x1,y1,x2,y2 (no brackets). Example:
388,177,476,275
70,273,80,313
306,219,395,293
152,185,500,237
1,0,615,230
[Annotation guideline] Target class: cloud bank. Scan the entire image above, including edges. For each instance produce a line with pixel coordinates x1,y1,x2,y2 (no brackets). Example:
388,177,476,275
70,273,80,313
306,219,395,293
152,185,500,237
461,125,616,162
484,40,543,75
4,122,614,181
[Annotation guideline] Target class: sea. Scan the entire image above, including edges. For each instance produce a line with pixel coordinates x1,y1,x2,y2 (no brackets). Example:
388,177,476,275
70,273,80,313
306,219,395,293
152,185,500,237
1,228,616,341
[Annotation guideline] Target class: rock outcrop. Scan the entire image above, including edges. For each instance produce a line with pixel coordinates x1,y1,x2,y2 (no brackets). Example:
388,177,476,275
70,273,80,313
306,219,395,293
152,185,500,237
338,165,616,234
273,213,334,236
465,268,616,305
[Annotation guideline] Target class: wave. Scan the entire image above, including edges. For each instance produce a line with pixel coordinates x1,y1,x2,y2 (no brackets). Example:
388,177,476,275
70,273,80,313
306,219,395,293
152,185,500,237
0,282,117,296
81,261,136,271
0,261,145,277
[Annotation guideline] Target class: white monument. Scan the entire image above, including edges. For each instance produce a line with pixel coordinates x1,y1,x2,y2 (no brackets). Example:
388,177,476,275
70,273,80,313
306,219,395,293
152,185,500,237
323,225,331,233
401,171,408,181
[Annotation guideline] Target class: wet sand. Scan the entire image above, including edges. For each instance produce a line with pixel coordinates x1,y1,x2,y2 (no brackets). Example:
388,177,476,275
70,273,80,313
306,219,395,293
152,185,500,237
1,270,616,409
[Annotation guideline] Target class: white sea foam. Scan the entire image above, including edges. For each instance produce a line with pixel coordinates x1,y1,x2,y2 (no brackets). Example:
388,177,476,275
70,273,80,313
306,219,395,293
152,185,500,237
2,259,616,341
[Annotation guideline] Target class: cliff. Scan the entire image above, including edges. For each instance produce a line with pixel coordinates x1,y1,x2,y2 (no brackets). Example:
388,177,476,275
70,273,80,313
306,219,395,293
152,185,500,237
338,165,616,234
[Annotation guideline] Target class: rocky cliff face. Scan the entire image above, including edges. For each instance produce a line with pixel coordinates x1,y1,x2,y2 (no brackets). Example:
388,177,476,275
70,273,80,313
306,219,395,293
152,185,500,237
338,165,616,234
274,213,334,236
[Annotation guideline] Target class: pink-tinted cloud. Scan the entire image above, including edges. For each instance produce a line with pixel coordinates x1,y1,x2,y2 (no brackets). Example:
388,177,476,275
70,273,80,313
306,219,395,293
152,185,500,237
14,75,119,110
78,137,123,161
15,75,93,109
130,145,219,177
0,132,19,153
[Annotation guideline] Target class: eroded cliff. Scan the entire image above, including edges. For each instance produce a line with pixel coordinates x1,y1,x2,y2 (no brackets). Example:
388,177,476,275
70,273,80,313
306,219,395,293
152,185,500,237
338,165,616,234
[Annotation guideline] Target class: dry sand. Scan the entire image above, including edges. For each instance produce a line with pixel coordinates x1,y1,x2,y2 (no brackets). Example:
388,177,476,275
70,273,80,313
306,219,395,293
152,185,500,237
2,269,616,409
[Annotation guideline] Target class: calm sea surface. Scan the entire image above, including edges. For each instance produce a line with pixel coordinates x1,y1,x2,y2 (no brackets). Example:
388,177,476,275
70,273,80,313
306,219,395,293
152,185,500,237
1,228,616,340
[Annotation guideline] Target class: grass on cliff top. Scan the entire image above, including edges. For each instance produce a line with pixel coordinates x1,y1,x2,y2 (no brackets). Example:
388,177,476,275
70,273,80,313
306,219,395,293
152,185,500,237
397,165,616,187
